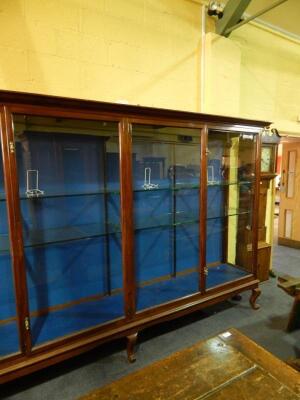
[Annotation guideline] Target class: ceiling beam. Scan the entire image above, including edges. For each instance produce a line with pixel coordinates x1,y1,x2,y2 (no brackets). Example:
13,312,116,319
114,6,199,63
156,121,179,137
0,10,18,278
224,0,289,36
216,0,252,37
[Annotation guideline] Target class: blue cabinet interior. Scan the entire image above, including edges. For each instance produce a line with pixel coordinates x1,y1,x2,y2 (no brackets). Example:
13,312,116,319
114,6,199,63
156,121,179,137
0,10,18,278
135,187,200,310
132,133,201,310
206,132,252,289
130,127,248,311
15,131,124,346
0,124,251,355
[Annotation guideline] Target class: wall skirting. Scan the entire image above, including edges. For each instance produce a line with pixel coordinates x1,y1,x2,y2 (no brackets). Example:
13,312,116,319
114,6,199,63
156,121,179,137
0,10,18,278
278,237,300,249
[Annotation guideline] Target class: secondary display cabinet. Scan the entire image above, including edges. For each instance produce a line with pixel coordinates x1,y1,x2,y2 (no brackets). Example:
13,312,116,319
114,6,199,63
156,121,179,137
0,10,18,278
0,91,268,382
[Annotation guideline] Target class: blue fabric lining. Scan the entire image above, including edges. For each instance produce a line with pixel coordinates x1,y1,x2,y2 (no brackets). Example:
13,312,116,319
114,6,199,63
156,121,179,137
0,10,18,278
0,263,248,355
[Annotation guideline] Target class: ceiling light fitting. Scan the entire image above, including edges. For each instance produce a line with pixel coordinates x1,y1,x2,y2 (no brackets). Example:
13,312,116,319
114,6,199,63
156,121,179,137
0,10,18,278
207,1,225,19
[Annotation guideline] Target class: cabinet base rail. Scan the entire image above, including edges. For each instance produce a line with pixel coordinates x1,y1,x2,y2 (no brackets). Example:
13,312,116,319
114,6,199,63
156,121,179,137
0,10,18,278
0,279,260,384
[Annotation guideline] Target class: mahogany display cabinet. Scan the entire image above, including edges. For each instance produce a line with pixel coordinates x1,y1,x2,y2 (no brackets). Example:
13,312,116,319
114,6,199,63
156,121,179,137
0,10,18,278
0,90,268,383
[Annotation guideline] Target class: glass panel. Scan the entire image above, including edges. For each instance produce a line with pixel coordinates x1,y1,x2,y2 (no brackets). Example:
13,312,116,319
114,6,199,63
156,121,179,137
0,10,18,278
0,147,20,358
132,125,200,311
13,115,123,347
206,130,256,289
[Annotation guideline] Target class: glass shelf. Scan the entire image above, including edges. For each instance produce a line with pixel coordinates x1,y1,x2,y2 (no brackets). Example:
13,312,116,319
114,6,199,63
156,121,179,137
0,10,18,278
0,183,202,202
0,180,253,202
17,214,200,249
1,213,200,251
134,180,253,192
207,180,253,187
22,223,121,248
135,215,199,231
134,183,200,193
207,208,251,220
17,216,201,249
17,189,120,200
2,210,250,250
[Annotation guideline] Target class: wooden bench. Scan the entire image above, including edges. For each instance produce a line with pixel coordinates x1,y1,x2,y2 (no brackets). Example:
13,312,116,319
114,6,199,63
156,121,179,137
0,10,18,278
79,329,300,400
278,274,300,332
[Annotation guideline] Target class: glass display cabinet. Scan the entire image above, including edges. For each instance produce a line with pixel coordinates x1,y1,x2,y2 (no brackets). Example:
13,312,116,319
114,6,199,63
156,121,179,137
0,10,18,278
0,91,268,382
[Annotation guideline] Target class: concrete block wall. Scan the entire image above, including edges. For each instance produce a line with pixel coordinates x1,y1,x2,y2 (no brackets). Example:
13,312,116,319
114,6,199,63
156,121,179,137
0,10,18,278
0,0,202,111
204,32,241,117
203,24,300,136
232,24,300,136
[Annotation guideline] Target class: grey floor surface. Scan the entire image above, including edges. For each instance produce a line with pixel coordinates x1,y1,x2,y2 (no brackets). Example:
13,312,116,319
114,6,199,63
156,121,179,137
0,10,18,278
1,228,300,399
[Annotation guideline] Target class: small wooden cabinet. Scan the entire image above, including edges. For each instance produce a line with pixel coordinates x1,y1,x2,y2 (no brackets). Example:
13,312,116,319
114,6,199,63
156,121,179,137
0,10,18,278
0,91,268,383
236,177,274,281
236,129,279,281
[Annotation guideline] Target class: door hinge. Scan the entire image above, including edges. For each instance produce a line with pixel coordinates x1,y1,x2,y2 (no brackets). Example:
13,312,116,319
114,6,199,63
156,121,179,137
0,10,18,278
24,317,30,331
9,141,15,153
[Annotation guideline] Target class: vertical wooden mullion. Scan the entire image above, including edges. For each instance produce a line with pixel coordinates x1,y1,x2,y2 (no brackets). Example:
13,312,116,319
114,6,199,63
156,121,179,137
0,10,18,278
221,134,230,264
252,132,262,278
171,145,176,278
0,106,31,354
102,140,111,296
119,118,135,318
199,126,208,293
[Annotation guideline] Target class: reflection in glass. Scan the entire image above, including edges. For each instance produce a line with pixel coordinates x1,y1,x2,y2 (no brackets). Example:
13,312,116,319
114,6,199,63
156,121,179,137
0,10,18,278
206,130,256,289
13,115,123,346
0,150,20,358
132,125,200,310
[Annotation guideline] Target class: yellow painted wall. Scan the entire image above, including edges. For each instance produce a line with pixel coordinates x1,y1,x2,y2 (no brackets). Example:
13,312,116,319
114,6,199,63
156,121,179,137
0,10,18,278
2,11,298,154
1,1,299,127
204,32,241,116
232,24,300,136
204,24,300,138
0,0,202,111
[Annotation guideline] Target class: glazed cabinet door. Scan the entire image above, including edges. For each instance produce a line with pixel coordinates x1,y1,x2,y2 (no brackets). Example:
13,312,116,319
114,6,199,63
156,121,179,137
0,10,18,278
130,124,201,311
11,114,124,348
0,122,21,359
205,129,258,289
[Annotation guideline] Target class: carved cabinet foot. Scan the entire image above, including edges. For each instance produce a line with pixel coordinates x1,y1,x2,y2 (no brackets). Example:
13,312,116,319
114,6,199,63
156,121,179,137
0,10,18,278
126,333,138,363
249,288,261,310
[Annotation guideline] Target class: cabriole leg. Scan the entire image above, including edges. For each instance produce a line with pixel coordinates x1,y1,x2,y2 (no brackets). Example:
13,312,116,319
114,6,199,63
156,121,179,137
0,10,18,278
249,288,261,310
126,332,138,363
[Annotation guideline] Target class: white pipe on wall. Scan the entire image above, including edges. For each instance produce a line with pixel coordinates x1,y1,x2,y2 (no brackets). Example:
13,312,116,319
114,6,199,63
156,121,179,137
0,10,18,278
200,4,207,113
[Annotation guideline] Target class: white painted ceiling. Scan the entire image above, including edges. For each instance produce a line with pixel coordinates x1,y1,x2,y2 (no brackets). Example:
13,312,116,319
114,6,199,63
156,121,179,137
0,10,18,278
223,0,300,38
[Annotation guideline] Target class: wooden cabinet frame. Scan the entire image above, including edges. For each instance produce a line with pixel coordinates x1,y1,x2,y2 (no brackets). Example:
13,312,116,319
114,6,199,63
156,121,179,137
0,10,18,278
0,91,268,383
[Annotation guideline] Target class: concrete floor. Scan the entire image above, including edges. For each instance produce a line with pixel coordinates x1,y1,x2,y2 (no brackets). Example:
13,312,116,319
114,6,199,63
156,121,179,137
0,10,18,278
1,225,300,400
